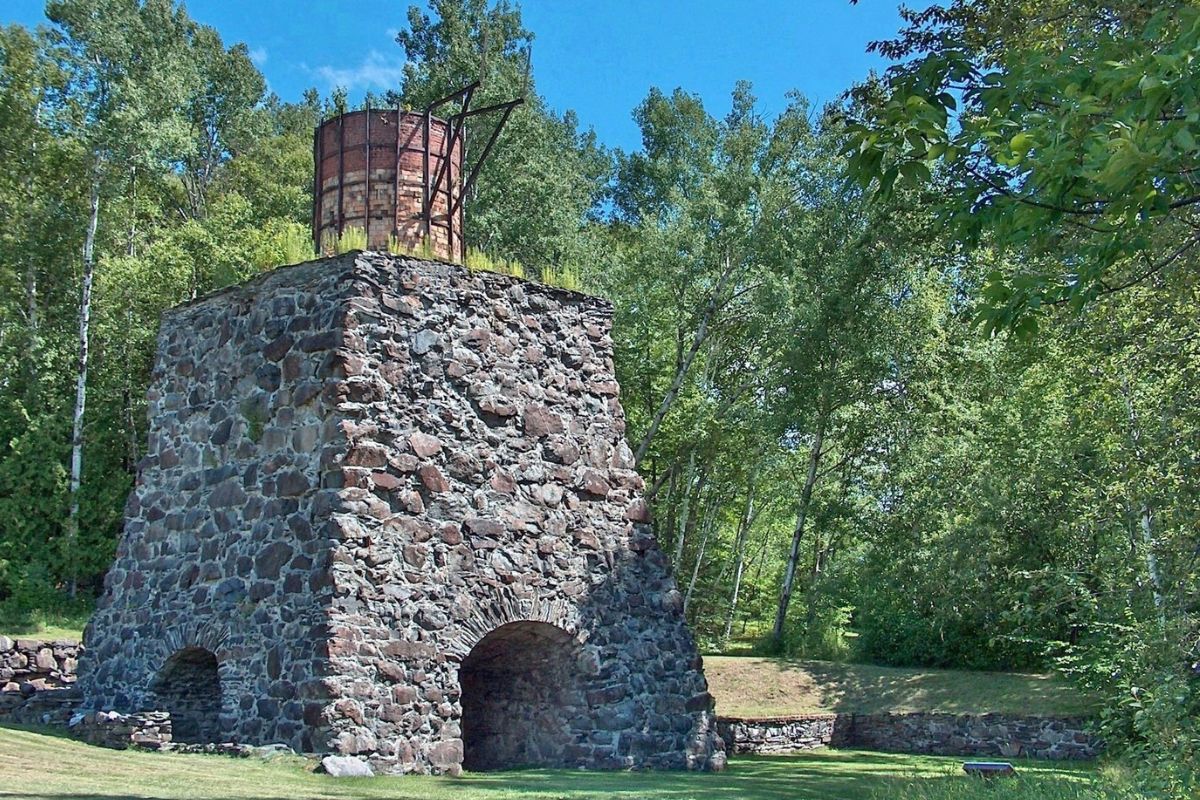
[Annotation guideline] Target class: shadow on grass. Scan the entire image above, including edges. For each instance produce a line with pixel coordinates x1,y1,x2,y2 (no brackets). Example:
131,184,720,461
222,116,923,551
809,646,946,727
460,752,1093,800
0,721,1097,800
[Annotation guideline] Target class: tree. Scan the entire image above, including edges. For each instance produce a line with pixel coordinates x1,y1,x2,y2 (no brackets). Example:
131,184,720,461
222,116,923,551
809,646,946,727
844,0,1200,334
177,27,266,220
765,149,938,651
0,24,79,607
44,0,197,596
394,0,609,275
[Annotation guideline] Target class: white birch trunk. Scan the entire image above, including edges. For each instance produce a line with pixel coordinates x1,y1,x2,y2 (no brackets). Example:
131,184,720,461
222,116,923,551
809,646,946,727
771,403,827,647
723,473,759,643
67,172,101,598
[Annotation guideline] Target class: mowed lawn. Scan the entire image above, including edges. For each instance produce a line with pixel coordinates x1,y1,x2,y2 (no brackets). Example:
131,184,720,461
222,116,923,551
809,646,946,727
0,726,1099,800
704,656,1097,718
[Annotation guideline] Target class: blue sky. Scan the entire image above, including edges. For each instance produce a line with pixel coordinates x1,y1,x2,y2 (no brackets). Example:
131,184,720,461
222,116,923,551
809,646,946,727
3,1,922,153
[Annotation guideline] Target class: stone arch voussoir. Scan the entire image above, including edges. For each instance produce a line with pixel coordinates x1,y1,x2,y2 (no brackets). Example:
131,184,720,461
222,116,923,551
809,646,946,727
444,588,585,661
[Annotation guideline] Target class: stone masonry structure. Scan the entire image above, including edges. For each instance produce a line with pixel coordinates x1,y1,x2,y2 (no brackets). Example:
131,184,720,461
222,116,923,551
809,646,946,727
75,252,725,775
717,712,1100,761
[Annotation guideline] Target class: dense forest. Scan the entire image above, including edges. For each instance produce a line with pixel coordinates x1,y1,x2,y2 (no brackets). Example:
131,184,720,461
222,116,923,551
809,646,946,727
0,0,1196,793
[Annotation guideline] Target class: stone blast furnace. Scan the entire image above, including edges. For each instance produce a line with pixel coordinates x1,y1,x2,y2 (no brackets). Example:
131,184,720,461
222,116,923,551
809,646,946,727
76,253,727,775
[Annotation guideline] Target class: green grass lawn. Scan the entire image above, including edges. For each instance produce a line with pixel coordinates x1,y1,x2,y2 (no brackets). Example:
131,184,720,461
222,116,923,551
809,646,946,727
0,607,91,642
704,656,1097,718
0,725,1103,800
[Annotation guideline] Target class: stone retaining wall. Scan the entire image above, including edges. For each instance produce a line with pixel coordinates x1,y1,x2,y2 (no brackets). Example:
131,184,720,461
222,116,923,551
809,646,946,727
0,636,83,727
718,712,1100,760
0,636,80,693
717,714,837,754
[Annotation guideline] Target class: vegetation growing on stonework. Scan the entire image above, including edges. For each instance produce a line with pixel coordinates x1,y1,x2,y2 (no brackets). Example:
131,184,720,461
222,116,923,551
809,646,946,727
463,245,525,278
389,233,438,261
540,265,583,292
0,0,1197,795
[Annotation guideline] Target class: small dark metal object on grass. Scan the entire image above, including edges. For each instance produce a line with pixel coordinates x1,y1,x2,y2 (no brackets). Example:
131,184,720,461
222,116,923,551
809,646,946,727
963,761,1017,777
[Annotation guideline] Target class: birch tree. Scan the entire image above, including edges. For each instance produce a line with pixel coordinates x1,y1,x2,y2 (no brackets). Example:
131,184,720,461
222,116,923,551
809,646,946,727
45,0,195,595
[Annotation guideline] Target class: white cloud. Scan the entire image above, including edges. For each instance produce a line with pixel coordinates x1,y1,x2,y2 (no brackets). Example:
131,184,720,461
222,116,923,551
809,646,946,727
313,50,408,92
249,47,268,67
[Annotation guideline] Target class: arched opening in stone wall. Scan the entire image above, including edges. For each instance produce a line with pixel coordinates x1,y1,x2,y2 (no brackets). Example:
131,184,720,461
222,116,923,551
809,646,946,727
152,647,223,744
459,621,583,771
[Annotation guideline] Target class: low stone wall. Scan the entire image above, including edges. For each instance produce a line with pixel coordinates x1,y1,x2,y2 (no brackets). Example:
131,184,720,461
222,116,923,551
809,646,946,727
1,636,84,727
0,636,80,693
717,712,1101,760
718,715,837,754
847,712,1100,760
69,710,173,751
0,686,81,727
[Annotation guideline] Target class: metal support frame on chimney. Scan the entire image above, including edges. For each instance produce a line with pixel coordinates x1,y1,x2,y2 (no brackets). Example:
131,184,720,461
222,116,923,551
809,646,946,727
419,80,524,239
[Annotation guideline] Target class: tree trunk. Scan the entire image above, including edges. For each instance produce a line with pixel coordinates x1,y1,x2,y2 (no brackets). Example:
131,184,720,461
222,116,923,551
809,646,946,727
683,497,717,615
771,402,828,648
67,172,101,599
723,470,759,644
804,534,829,641
633,256,736,465
23,105,40,386
25,264,38,384
1140,503,1165,616
672,449,699,569
1120,378,1166,617
123,317,139,472
743,526,774,636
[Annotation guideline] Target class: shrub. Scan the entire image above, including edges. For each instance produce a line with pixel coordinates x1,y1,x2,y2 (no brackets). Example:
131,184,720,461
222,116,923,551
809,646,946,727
1059,617,1200,798
752,602,856,661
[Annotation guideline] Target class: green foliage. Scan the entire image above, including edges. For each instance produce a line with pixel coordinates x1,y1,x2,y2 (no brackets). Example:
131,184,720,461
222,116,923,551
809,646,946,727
396,0,610,274
0,598,92,641
252,220,315,269
0,4,317,605
239,396,266,444
772,604,855,662
1060,617,1200,797
843,0,1200,334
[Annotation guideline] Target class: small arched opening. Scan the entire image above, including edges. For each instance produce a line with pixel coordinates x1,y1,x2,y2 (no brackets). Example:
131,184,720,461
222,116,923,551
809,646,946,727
459,621,583,771
152,646,222,744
